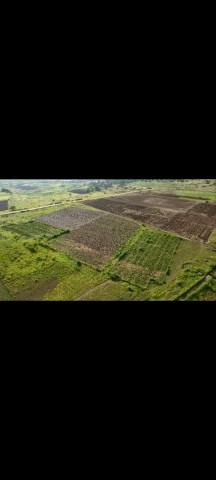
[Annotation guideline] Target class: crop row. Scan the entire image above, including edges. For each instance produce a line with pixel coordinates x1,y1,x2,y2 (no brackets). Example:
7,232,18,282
112,228,181,286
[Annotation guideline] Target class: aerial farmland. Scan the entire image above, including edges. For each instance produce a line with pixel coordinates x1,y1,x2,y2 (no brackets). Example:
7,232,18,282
0,179,216,301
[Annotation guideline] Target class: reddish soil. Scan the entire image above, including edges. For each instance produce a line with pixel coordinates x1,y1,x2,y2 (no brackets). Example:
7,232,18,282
85,194,216,244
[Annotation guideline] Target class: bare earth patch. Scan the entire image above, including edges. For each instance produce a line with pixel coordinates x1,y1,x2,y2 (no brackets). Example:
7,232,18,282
85,194,216,244
36,207,105,231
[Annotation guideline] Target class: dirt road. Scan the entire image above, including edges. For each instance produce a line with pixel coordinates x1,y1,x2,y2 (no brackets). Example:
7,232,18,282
0,202,68,216
75,280,110,301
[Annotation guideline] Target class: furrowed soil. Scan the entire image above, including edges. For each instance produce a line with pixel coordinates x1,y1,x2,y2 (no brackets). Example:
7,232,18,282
85,194,216,244
36,207,105,231
51,214,139,267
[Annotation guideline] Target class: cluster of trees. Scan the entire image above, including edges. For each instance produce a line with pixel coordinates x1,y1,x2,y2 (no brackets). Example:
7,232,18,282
86,179,134,193
1,188,12,193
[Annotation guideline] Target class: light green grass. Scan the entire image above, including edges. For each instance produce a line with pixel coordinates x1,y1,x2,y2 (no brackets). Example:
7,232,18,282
2,221,67,239
0,230,104,300
185,278,216,301
208,229,216,247
82,280,146,301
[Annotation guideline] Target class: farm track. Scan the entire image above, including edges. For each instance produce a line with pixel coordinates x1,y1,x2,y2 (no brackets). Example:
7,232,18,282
75,280,110,300
175,267,216,301
0,201,68,216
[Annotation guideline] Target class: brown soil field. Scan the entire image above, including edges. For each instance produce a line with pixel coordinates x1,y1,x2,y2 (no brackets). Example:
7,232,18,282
190,203,216,216
36,207,104,231
85,194,216,244
86,193,195,211
51,215,139,267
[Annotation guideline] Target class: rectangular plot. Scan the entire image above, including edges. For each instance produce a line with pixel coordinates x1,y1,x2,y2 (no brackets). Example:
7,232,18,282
51,215,139,267
112,228,180,286
36,207,105,231
86,193,195,211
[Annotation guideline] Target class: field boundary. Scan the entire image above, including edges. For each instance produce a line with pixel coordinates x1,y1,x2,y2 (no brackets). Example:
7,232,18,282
175,267,216,300
75,280,110,300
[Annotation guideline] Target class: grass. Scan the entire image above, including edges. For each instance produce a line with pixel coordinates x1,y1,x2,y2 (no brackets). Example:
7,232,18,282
2,221,67,239
185,278,216,301
81,280,146,301
0,229,104,300
146,244,216,300
208,229,216,247
43,267,104,300
111,226,181,287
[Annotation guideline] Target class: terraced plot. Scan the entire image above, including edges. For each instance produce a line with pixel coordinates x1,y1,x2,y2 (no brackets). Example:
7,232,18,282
112,227,181,287
36,207,104,231
51,215,139,267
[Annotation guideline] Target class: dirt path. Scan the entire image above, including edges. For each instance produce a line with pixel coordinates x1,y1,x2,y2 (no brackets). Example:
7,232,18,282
75,280,110,301
0,202,68,216
176,267,216,301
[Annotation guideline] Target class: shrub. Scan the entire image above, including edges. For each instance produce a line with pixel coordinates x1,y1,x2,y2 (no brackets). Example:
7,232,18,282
118,251,127,260
109,273,120,282
26,245,37,253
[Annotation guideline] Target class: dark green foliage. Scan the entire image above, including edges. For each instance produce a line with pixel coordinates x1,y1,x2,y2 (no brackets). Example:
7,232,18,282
26,245,37,253
109,273,121,282
118,251,127,260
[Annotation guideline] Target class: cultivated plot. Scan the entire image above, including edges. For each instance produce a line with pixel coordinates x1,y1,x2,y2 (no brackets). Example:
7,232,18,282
112,227,181,287
51,214,139,267
85,194,216,243
36,207,104,231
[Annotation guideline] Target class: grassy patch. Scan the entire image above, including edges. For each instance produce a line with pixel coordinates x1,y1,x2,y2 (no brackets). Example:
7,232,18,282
2,221,66,239
112,226,180,287
0,230,104,300
81,280,146,301
208,229,216,247
185,278,216,301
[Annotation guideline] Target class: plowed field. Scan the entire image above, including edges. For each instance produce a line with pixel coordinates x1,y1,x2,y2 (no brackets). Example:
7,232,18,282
85,194,216,243
51,214,139,267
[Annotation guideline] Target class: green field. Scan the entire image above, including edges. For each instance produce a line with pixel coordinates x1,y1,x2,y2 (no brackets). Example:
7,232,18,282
111,227,180,287
0,179,216,301
2,221,67,239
